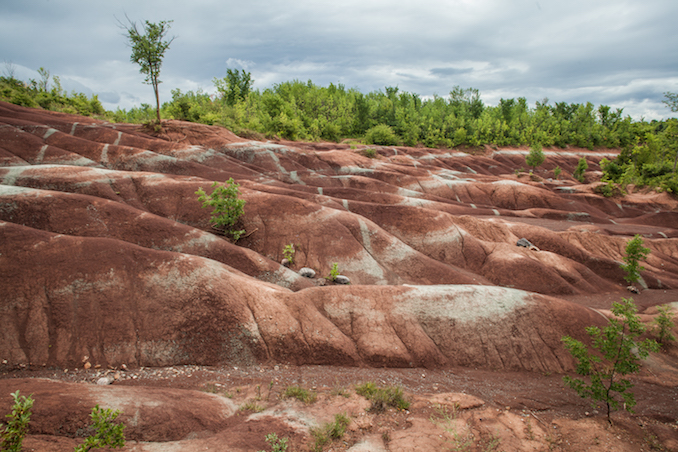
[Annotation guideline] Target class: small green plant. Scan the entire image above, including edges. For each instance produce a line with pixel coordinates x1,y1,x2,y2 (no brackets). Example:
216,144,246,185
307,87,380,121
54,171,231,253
310,413,350,452
0,390,34,452
328,262,340,281
654,304,676,344
196,178,246,240
525,143,545,171
355,382,409,412
620,234,650,284
573,157,589,183
553,166,562,179
74,405,126,452
282,243,295,265
282,385,317,404
561,297,660,423
362,148,377,158
258,433,288,452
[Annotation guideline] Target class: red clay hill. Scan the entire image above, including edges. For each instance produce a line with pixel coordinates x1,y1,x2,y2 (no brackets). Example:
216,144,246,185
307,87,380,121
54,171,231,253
1,101,677,451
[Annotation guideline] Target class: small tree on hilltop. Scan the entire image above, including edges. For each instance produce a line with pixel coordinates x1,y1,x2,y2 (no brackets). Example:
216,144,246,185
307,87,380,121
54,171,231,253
620,234,650,285
525,143,545,171
122,17,175,125
562,297,660,424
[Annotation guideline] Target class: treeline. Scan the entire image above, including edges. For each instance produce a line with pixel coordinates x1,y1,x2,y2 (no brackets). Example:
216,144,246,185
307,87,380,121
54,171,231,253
1,69,677,194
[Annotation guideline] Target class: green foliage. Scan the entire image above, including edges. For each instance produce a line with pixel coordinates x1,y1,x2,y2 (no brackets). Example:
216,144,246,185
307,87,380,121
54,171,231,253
362,148,377,158
525,143,545,170
310,413,350,452
0,391,34,452
573,157,589,182
553,166,562,179
364,124,399,146
561,298,660,423
258,433,288,452
594,181,622,198
0,74,105,116
123,17,174,124
328,262,340,281
196,179,246,240
74,405,126,452
620,234,650,284
214,69,253,106
653,304,676,344
282,244,295,265
355,382,410,412
663,91,678,113
282,385,317,404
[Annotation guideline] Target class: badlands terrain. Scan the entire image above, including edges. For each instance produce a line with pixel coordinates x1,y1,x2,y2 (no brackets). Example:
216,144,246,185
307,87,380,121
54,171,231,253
0,100,677,451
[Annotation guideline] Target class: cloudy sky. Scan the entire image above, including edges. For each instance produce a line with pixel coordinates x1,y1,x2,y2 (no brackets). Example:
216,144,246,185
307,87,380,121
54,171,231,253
2,0,677,120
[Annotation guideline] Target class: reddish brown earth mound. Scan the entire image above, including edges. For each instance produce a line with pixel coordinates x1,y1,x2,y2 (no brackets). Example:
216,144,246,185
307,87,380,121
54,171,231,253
1,102,677,451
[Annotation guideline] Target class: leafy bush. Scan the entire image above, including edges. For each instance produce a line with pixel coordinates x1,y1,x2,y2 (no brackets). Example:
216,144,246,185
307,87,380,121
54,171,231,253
74,405,126,452
620,234,650,284
196,178,246,240
0,391,33,452
364,124,398,146
553,166,562,179
561,297,660,423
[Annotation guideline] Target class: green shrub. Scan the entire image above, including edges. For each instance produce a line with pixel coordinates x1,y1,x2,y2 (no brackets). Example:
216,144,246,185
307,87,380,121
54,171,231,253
594,181,622,197
654,304,676,344
620,234,650,284
553,166,562,179
74,405,126,452
573,157,588,183
0,391,34,452
561,297,659,423
196,178,246,240
362,148,377,158
525,143,545,170
364,124,398,146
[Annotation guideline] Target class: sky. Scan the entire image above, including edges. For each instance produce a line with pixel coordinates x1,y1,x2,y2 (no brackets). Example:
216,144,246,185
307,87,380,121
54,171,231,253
1,0,677,120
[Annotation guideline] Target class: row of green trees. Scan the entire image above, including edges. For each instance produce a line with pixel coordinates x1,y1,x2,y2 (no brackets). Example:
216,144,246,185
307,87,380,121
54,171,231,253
140,79,649,151
2,65,678,194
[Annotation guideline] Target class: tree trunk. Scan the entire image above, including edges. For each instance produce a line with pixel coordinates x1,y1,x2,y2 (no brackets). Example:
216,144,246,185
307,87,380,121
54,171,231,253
154,82,161,125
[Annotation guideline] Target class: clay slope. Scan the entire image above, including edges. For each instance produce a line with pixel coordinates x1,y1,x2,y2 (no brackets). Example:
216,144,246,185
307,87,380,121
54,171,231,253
1,101,678,371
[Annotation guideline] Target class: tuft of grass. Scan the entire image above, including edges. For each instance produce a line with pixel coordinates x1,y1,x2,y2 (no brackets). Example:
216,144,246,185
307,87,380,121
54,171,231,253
282,385,317,404
311,413,351,451
355,382,409,412
239,400,264,413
